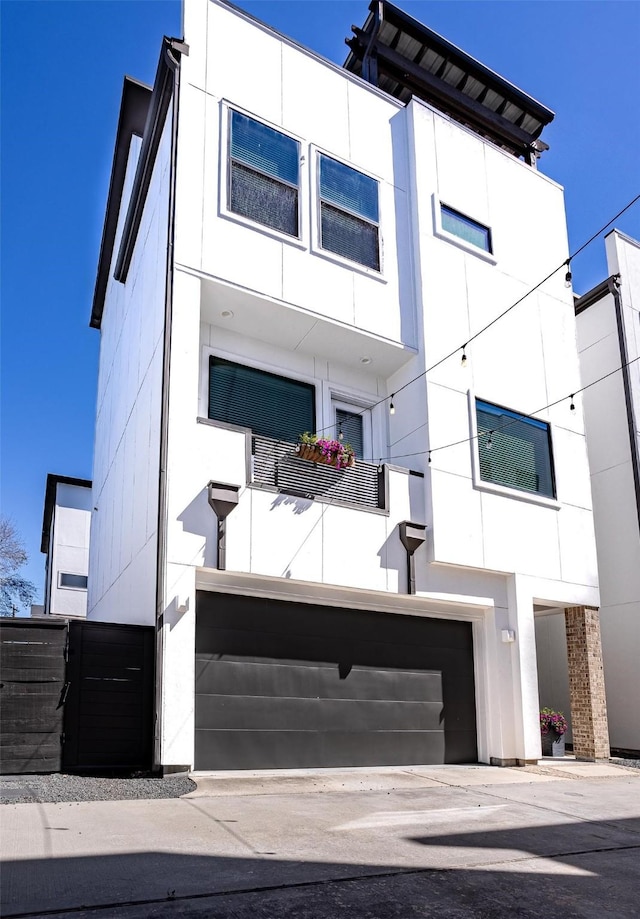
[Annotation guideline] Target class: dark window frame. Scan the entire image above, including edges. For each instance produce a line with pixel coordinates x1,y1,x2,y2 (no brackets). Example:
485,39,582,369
227,109,301,239
440,203,492,254
317,152,381,271
475,398,556,499
208,356,316,444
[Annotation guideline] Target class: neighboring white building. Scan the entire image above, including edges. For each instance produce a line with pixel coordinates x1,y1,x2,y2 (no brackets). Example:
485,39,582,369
87,0,608,773
572,230,640,755
40,474,92,619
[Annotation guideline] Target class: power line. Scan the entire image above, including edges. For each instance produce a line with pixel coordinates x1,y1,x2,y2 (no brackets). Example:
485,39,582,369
312,191,640,438
365,352,640,466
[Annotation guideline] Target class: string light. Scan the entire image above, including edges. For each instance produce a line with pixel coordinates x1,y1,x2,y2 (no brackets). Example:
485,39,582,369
570,395,576,412
461,344,468,368
486,431,493,450
305,195,639,443
338,422,344,441
428,451,432,465
389,395,395,415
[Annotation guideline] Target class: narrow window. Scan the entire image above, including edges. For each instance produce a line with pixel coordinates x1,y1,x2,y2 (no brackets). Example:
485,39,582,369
59,573,88,589
229,111,300,237
209,357,315,443
476,399,555,498
441,204,492,253
335,408,364,458
318,154,380,270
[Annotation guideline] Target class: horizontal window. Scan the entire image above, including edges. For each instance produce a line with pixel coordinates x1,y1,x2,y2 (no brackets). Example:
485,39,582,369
476,399,555,498
209,357,315,443
319,154,380,270
441,204,492,253
228,111,299,237
59,573,88,590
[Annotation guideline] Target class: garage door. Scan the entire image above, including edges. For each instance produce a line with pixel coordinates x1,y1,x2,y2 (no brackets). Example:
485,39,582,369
195,592,477,769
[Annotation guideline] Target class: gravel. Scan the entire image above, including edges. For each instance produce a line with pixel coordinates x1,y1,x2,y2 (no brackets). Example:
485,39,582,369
0,772,196,805
610,757,640,770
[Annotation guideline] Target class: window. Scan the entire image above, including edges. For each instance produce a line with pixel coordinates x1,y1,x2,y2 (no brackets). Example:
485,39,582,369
209,357,314,443
318,154,380,270
335,408,364,458
228,111,300,237
441,204,492,253
59,573,88,590
476,399,555,498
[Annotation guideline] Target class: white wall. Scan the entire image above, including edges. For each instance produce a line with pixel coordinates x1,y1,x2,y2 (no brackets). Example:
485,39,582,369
87,115,171,625
48,483,92,618
176,0,416,356
405,98,598,590
577,231,640,751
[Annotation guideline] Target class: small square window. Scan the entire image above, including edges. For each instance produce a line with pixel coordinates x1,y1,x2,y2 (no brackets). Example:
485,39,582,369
476,399,555,498
318,154,380,270
228,111,300,237
441,204,492,253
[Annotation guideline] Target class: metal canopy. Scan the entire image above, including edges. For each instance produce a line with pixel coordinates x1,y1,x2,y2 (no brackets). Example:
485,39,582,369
344,0,554,160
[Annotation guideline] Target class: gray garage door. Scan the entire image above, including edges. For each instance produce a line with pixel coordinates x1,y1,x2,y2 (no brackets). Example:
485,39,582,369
195,592,477,769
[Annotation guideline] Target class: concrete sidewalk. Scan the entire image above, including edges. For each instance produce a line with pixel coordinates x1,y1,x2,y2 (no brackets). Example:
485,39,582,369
1,762,639,918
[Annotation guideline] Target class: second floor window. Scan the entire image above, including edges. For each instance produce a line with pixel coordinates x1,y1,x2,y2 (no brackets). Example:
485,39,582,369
209,357,315,443
318,154,380,270
476,399,555,498
229,111,300,237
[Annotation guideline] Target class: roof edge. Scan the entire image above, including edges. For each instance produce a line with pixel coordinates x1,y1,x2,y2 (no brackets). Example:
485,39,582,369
41,474,92,555
90,77,152,329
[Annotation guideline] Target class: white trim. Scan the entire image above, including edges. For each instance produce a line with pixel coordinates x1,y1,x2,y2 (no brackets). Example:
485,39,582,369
467,391,561,509
58,572,88,591
218,101,307,249
310,146,386,279
432,194,498,265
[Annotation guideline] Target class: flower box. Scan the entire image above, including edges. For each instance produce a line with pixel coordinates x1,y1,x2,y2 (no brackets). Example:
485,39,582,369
296,439,355,469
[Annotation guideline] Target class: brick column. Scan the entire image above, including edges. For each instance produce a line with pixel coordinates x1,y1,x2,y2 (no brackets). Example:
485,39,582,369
564,606,610,761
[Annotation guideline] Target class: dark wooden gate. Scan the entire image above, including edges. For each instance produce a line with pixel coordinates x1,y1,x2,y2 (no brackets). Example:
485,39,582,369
62,620,154,772
0,619,68,774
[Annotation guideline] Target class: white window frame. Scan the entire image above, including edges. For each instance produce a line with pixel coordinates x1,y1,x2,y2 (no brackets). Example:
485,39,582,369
58,572,88,591
467,391,560,508
311,146,385,278
219,102,307,249
432,195,497,264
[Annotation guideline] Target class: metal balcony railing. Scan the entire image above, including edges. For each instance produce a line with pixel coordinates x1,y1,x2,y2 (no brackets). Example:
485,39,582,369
251,435,386,510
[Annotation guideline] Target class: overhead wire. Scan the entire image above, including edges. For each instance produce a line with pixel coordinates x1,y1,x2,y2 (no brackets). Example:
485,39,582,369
311,191,640,439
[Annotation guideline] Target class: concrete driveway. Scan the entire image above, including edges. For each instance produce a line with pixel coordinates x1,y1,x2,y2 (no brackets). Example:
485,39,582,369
1,762,639,918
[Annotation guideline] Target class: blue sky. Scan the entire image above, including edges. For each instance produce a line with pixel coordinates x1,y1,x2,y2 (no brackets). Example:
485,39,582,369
1,0,639,608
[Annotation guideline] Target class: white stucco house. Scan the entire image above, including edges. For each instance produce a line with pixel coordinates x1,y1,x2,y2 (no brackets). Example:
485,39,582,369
573,231,640,755
87,0,609,773
39,474,92,619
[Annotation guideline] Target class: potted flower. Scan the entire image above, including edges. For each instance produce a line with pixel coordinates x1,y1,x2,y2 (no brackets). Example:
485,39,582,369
296,432,355,470
540,708,568,757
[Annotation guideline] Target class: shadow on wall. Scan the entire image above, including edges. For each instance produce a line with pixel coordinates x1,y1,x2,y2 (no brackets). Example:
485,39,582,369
177,486,217,568
3,815,640,917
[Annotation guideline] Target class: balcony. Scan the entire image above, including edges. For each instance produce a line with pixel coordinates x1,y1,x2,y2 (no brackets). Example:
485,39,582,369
251,435,386,511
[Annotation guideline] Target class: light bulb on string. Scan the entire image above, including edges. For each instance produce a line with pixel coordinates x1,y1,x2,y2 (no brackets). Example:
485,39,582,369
338,422,344,441
564,260,573,289
389,395,395,415
486,431,493,450
569,395,576,412
428,451,432,465
461,345,468,368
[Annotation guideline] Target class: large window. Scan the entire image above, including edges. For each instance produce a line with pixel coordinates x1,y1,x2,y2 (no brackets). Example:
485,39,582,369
209,357,315,443
228,111,300,237
476,399,555,498
441,204,492,253
318,154,380,270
